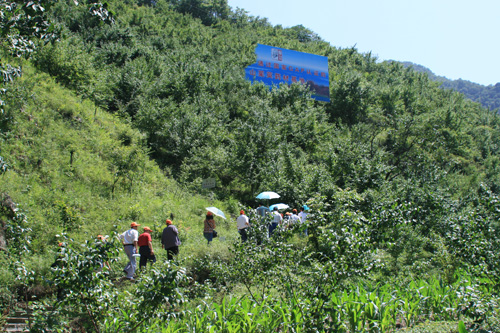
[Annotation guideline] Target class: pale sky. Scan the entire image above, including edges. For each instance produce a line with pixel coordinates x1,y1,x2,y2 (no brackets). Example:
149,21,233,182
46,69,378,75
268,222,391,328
227,0,500,86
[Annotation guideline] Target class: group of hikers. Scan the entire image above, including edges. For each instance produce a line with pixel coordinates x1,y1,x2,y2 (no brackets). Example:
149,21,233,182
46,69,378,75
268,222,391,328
120,219,181,281
119,204,309,281
235,205,310,242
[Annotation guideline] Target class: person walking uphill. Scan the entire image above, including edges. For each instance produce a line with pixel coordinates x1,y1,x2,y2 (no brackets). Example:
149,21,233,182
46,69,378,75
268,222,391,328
138,227,156,270
269,206,282,237
120,222,140,281
236,210,250,242
299,206,309,236
161,219,181,260
203,212,216,245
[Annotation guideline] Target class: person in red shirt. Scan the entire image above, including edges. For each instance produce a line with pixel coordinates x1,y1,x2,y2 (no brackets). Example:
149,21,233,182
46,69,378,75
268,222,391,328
138,227,156,270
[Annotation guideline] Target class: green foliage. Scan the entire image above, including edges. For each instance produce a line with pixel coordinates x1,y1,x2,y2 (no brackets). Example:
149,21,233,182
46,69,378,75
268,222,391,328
0,0,57,57
3,0,500,331
54,200,82,231
401,61,500,111
29,234,187,332
307,192,374,281
25,0,500,206
142,271,500,332
172,0,230,26
33,234,121,331
4,209,32,253
0,0,57,119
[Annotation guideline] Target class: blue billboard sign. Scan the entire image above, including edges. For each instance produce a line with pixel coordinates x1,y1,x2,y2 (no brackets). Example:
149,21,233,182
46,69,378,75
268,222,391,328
245,44,330,102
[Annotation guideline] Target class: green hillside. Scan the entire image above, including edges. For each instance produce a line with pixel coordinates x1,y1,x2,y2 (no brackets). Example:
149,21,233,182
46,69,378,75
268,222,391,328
0,62,229,241
2,0,500,331
399,61,500,111
26,0,500,202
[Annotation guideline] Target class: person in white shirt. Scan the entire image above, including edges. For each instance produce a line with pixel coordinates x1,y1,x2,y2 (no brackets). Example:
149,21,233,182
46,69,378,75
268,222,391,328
298,207,308,223
269,207,282,237
236,210,250,242
298,206,309,236
120,222,140,280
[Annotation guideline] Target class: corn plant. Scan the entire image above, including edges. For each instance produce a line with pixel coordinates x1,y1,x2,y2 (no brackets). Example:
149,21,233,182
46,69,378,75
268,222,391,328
356,283,399,333
157,297,298,333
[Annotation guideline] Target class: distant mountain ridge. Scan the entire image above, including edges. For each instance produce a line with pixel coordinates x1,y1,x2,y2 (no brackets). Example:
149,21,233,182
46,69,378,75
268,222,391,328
397,61,500,111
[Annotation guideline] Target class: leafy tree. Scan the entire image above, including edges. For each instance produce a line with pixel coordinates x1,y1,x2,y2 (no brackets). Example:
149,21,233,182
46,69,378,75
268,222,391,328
171,0,230,26
0,0,57,57
0,0,56,123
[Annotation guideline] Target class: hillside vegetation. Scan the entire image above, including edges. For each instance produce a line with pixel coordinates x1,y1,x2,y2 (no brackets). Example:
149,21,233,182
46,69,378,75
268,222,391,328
1,0,500,331
400,61,500,111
